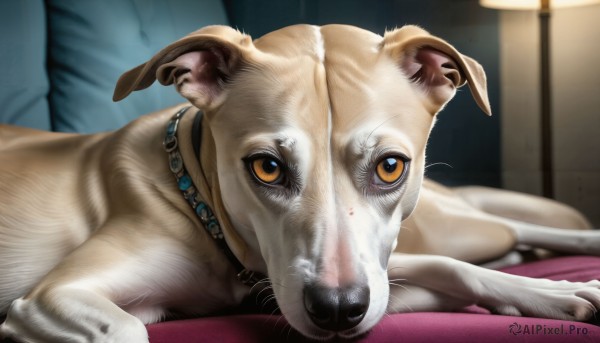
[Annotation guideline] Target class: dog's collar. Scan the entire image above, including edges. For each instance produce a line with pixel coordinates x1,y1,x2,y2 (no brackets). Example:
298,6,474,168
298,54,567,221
164,106,266,288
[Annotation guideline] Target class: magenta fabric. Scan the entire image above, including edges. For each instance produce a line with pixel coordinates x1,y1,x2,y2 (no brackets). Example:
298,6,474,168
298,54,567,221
147,256,600,342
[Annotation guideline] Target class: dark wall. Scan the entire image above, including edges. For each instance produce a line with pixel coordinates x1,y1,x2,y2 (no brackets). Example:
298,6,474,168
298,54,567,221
224,0,500,187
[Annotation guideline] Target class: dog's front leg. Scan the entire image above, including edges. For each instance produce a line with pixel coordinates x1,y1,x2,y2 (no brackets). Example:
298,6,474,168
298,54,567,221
1,287,147,343
388,254,600,321
0,232,152,343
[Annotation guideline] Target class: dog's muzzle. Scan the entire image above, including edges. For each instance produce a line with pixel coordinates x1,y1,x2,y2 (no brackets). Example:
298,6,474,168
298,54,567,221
303,283,370,332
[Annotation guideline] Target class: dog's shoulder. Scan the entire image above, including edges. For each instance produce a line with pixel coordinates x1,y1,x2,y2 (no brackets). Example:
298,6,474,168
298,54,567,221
100,103,190,155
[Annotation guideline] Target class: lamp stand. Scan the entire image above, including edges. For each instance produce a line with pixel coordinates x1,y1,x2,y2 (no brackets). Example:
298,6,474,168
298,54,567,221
539,0,554,198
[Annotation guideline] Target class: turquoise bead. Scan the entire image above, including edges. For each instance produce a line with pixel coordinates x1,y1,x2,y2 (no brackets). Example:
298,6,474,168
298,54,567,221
178,175,192,191
167,121,177,135
196,203,210,222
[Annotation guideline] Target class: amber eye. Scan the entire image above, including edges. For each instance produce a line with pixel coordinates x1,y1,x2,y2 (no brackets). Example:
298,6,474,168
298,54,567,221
375,157,406,185
251,157,283,184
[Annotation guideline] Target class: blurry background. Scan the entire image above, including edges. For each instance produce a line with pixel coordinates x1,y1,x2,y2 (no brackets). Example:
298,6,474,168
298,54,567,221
0,0,598,225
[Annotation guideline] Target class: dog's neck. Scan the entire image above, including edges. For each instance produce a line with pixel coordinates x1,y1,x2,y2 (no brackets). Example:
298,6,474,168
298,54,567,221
167,106,267,284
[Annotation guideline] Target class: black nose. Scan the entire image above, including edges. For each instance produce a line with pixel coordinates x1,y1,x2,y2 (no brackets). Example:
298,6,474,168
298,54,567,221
303,283,370,332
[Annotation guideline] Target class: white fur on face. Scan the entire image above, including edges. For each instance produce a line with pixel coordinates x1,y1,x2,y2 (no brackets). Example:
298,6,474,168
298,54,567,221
312,25,326,63
214,118,413,339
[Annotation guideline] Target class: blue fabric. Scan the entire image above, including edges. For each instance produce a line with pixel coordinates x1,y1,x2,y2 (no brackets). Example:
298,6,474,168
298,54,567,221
0,0,51,130
47,0,228,133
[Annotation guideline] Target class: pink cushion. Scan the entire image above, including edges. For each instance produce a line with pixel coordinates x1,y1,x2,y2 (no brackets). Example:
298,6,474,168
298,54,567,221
148,256,600,342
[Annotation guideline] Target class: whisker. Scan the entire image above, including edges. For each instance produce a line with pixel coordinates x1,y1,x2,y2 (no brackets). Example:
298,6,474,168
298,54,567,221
389,282,410,292
388,278,407,283
261,308,282,326
388,293,414,312
249,278,272,294
365,113,407,145
276,320,292,339
425,162,454,170
274,312,286,329
261,294,278,306
286,324,294,340
256,285,274,300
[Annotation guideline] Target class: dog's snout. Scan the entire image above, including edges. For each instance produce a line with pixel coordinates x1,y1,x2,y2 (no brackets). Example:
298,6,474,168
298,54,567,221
303,283,370,332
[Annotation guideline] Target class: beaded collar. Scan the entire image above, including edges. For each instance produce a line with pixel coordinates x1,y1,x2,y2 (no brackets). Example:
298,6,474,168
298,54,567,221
164,106,266,287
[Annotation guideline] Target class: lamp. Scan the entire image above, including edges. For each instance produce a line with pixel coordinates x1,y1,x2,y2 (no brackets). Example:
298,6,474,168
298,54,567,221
480,0,600,198
481,0,600,10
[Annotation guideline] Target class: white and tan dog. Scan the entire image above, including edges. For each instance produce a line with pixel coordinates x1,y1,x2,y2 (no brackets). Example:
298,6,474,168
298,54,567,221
1,24,599,342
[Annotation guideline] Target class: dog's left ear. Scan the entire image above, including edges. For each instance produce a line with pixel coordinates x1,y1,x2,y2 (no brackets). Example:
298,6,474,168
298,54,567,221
382,25,491,115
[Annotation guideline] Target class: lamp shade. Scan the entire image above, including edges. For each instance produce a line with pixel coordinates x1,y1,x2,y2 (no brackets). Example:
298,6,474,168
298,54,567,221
480,0,600,10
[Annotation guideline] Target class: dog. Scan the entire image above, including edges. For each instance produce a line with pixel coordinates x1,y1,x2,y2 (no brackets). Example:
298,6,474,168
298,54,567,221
1,24,599,342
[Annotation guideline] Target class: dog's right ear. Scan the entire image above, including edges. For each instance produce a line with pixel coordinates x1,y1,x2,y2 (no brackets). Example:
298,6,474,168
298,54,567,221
113,25,254,109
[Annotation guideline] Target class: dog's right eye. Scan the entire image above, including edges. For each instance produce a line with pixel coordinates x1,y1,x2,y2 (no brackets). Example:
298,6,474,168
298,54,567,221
249,157,284,185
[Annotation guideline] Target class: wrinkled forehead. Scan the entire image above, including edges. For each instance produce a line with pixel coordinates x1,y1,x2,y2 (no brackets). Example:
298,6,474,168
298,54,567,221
213,25,432,150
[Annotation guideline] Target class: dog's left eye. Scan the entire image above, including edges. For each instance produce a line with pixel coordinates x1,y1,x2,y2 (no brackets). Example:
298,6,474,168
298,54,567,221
249,157,285,185
374,156,407,186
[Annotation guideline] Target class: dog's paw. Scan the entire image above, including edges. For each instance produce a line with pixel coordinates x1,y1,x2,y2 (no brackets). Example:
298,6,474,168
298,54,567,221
2,295,150,343
491,304,523,317
514,279,600,321
104,318,149,343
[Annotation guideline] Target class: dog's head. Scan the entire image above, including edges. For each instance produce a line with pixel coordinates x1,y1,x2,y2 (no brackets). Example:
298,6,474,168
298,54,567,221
115,24,490,340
